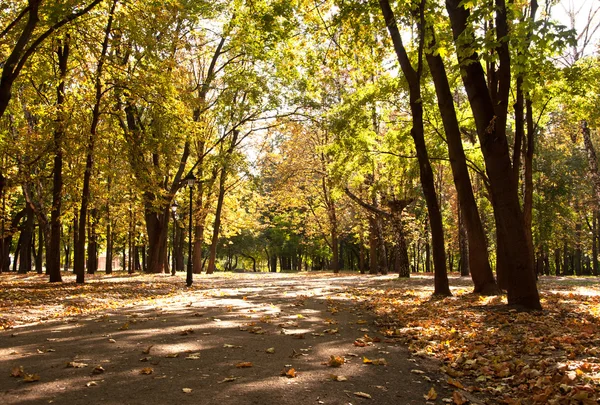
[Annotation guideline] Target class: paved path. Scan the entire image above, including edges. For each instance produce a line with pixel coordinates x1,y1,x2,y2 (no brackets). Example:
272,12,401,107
1,274,470,405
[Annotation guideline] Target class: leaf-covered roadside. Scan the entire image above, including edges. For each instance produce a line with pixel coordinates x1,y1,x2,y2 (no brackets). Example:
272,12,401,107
347,276,600,404
0,274,181,329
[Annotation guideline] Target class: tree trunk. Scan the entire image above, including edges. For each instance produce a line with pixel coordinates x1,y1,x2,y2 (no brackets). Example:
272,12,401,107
594,211,599,276
105,220,113,274
425,30,497,293
379,0,450,295
445,0,541,309
368,216,378,274
207,168,227,275
73,2,115,283
207,130,239,274
35,224,43,274
47,36,69,283
18,206,34,274
359,228,366,274
458,202,470,276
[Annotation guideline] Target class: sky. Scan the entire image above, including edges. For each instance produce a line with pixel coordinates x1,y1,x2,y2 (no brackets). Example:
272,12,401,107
554,0,600,61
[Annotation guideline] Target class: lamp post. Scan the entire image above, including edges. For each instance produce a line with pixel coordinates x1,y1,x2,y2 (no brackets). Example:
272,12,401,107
171,202,178,276
184,173,196,286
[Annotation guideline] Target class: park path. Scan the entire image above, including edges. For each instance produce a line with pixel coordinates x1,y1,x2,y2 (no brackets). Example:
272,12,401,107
1,273,473,405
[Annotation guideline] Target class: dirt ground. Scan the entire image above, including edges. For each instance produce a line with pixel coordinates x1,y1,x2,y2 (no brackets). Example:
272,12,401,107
0,273,485,405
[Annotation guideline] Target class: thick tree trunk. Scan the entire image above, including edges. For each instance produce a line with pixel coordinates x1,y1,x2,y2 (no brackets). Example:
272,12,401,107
445,0,541,309
145,204,169,274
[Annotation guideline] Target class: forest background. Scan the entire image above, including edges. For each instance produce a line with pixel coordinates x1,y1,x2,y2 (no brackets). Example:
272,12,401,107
1,0,599,311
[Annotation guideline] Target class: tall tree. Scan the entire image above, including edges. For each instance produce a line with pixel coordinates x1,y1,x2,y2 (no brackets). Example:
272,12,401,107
425,21,499,294
379,0,451,295
445,0,541,309
74,0,116,283
47,34,70,282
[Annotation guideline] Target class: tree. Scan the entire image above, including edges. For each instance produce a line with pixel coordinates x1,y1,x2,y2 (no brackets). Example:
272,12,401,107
445,0,541,309
379,0,451,295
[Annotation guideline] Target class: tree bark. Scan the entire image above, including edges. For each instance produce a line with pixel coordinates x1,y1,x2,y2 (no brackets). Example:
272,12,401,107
379,0,450,295
18,205,34,274
74,1,116,283
445,0,541,309
207,130,239,274
47,35,69,282
425,28,498,294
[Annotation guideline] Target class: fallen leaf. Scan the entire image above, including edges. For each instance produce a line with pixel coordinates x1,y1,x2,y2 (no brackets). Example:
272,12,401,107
265,347,275,354
10,366,24,378
182,388,192,393
185,353,201,360
235,362,253,368
142,345,153,354
223,344,242,348
92,366,105,374
66,361,88,368
165,353,179,358
328,355,345,367
452,391,468,405
411,369,425,374
86,381,98,387
140,356,152,362
23,373,40,382
447,378,464,389
354,340,367,347
354,391,372,399
180,329,194,336
140,367,153,375
108,338,116,343
330,374,347,382
218,376,238,383
363,357,373,364
281,367,297,378
424,387,437,400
